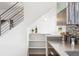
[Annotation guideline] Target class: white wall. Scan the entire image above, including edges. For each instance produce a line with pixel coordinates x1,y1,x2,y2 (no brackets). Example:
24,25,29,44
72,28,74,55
24,2,56,27
0,3,29,55
29,3,66,36
29,3,58,35
0,2,56,56
0,21,27,56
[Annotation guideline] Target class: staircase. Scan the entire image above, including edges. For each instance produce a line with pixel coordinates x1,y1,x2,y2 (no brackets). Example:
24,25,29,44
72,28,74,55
0,2,24,35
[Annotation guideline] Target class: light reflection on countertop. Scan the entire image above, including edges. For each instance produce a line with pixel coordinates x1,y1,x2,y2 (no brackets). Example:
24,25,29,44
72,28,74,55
47,36,79,56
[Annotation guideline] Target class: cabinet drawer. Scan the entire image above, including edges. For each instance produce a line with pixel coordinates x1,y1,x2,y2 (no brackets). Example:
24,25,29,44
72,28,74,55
29,48,46,56
29,41,46,48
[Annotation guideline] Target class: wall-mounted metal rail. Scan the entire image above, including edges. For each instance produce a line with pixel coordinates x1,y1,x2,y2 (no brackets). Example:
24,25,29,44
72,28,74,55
0,2,24,36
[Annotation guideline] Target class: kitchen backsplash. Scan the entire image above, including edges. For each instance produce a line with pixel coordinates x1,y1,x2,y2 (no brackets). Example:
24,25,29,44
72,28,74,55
66,25,79,35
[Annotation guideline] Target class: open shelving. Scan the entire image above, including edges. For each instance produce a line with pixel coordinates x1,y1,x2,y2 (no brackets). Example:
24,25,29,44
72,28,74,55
28,33,47,56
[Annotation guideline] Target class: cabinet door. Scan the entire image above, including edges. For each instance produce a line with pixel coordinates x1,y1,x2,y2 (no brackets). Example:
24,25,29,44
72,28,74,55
74,2,79,24
68,2,75,24
57,8,67,25
57,2,67,26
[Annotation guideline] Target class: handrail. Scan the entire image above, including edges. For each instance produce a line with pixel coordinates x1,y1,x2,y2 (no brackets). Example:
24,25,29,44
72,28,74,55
10,9,23,19
13,15,24,22
0,2,23,35
1,7,23,20
0,2,19,16
9,9,23,29
13,16,24,26
12,12,23,20
1,3,23,17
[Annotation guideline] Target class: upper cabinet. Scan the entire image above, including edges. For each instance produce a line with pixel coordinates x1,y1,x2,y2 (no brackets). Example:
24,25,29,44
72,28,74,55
57,2,79,25
68,2,79,25
57,2,67,13
57,8,67,25
57,2,67,26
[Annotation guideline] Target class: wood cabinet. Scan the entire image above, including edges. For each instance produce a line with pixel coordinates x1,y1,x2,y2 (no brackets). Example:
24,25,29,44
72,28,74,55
57,2,79,25
68,2,79,25
68,2,75,24
57,2,67,26
57,8,67,25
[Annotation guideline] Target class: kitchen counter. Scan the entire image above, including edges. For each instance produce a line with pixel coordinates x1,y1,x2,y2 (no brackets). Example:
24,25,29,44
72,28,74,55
47,36,79,56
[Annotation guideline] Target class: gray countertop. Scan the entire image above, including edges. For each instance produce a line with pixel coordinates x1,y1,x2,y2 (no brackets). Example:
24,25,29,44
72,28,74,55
47,36,79,56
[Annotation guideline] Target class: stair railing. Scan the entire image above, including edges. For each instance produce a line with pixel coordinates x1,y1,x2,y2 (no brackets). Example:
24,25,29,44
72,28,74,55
0,2,24,35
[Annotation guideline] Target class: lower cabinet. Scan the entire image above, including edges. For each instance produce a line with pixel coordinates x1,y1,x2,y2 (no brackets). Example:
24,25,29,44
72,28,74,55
28,34,47,56
29,48,46,56
48,42,59,56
